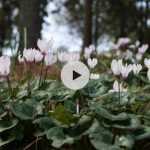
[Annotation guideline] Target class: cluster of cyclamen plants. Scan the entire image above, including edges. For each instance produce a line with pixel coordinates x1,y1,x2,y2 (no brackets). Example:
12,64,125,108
0,37,150,150
0,39,101,84
0,37,149,98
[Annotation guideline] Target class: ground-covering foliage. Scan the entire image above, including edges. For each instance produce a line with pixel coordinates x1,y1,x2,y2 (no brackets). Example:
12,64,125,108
0,38,150,150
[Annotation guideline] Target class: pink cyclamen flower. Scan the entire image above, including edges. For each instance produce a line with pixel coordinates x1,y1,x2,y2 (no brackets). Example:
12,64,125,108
23,48,43,63
44,53,57,66
116,37,131,48
37,39,52,55
0,56,11,76
138,44,149,54
120,64,133,78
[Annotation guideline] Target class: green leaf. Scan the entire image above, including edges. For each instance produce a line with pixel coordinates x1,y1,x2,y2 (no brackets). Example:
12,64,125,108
82,79,108,98
0,136,15,147
67,115,93,137
0,119,18,133
92,105,129,122
46,126,74,148
11,102,36,120
33,117,55,131
115,135,134,150
49,104,77,126
89,120,120,150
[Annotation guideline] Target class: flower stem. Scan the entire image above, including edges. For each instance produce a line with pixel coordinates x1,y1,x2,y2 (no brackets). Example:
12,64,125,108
43,67,48,84
118,78,121,105
6,76,12,97
27,63,32,96
39,57,45,87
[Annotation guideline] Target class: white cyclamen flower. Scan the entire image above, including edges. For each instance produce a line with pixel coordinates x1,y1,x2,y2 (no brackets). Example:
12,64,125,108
23,48,43,62
58,52,68,62
84,45,95,59
144,58,150,68
147,69,150,81
67,52,80,62
138,44,149,54
37,39,52,54
132,64,142,75
111,59,132,78
120,64,132,78
136,53,143,61
44,53,57,66
109,80,127,93
87,58,98,68
18,55,24,63
90,73,100,80
111,59,123,75
123,50,133,60
0,56,11,76
135,40,140,47
58,52,80,62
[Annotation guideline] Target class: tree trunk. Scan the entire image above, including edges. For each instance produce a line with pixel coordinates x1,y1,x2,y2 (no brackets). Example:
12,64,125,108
93,0,100,49
18,0,44,52
82,0,93,53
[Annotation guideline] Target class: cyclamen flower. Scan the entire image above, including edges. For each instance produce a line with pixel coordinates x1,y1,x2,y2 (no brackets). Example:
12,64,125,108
111,59,132,78
37,39,52,55
111,59,123,75
144,58,150,68
18,55,24,63
84,45,95,59
44,53,57,66
147,69,150,81
23,48,43,62
135,40,140,47
123,50,133,60
87,58,98,68
138,44,149,54
67,52,80,62
90,73,100,80
144,59,150,80
109,80,127,93
58,52,80,62
120,64,132,78
0,56,11,76
58,52,68,62
132,64,142,75
136,53,143,61
116,37,131,48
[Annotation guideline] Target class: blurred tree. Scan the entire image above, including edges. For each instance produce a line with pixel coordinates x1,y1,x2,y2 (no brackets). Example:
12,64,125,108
0,0,149,54
83,0,93,49
18,0,47,52
0,0,48,55
63,0,150,47
0,0,18,55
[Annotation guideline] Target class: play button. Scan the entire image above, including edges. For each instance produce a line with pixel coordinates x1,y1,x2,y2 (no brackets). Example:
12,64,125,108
61,61,90,90
73,70,81,80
